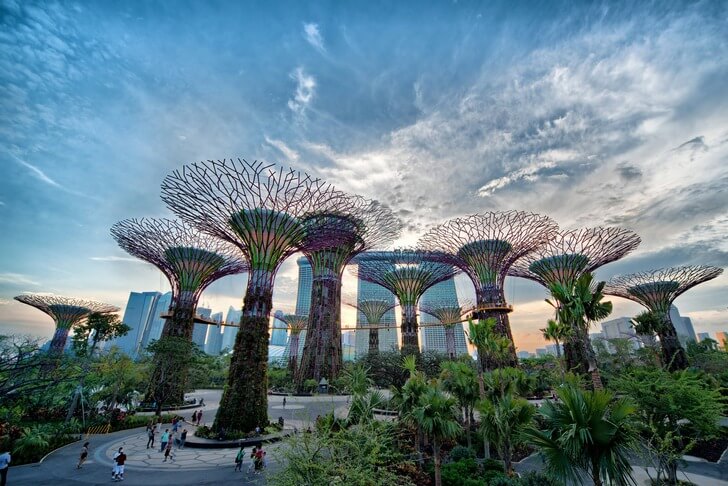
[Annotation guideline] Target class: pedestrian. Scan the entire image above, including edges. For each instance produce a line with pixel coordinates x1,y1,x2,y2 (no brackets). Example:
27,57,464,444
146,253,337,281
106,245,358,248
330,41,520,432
112,447,126,481
200,397,205,407
160,429,170,452
254,447,264,474
179,429,187,449
234,446,244,472
146,424,155,449
0,450,10,486
255,426,260,436
196,410,203,426
191,410,197,424
260,446,267,469
163,442,174,462
76,441,90,469
155,420,162,436
247,446,257,473
172,417,179,433
282,397,286,408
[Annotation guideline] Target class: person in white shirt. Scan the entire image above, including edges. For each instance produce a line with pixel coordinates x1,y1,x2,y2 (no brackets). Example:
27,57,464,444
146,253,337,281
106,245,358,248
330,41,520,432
0,451,10,486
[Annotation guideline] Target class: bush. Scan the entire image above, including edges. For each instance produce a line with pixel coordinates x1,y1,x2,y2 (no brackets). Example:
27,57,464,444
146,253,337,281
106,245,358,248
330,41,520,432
303,379,318,393
518,471,564,486
483,470,509,484
441,458,479,486
449,445,476,462
488,476,518,486
483,458,505,472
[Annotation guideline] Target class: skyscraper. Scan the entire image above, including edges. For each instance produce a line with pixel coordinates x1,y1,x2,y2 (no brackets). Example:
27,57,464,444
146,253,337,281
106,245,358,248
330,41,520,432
220,306,242,352
419,278,468,356
354,258,398,356
295,256,313,315
697,332,711,342
205,312,224,355
669,305,697,345
191,307,212,349
110,291,160,358
599,316,641,351
140,291,173,349
716,331,728,348
271,310,289,346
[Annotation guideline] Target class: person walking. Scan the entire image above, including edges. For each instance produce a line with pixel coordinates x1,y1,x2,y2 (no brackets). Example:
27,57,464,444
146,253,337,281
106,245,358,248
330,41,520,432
191,410,197,424
163,442,174,462
196,410,203,426
179,429,187,449
112,447,126,481
247,446,257,473
0,450,10,486
234,446,245,472
76,442,90,469
146,424,156,449
172,417,179,433
160,429,170,452
253,447,264,474
282,397,286,408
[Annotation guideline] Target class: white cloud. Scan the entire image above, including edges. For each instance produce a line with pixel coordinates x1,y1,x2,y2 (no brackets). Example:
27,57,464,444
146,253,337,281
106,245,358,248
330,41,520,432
303,23,325,52
90,256,144,263
14,156,60,187
287,67,316,115
265,136,299,162
0,273,40,286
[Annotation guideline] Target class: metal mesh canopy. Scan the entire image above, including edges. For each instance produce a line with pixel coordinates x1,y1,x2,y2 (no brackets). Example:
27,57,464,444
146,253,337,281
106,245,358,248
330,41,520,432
418,211,558,298
348,299,396,326
300,195,402,277
351,249,460,306
605,265,723,312
420,300,475,327
14,294,119,329
509,227,641,287
277,314,309,334
161,159,346,276
111,218,248,299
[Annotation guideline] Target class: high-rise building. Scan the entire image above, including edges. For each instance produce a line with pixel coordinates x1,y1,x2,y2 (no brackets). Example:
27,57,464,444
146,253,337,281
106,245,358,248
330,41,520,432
716,331,728,348
191,307,212,349
354,259,398,356
205,312,224,355
697,332,710,342
545,344,563,356
271,310,289,346
220,306,242,352
535,348,547,357
419,278,468,356
140,291,173,349
669,305,697,345
599,317,640,351
110,291,161,358
295,257,313,315
517,350,532,360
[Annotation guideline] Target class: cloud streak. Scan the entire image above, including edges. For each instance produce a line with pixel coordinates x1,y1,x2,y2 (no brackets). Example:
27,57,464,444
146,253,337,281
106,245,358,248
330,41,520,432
287,67,316,115
303,23,325,52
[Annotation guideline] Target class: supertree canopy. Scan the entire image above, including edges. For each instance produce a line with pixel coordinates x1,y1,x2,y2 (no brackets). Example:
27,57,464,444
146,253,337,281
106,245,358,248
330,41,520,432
14,294,118,355
351,249,460,355
110,218,248,407
605,265,723,371
347,299,397,354
509,227,641,376
420,301,474,359
276,314,308,374
161,158,344,433
297,196,401,384
418,211,558,365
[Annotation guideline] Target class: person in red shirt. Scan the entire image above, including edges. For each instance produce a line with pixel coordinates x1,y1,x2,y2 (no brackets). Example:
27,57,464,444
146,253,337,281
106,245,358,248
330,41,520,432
112,447,126,481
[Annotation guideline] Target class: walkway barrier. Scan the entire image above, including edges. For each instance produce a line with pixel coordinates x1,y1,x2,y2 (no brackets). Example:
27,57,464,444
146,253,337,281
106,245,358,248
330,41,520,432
85,423,112,437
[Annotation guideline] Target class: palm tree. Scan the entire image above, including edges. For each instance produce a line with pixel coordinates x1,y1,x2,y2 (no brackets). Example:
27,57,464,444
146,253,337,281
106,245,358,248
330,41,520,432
343,363,384,425
394,354,429,464
631,311,662,365
524,384,637,486
541,319,567,381
465,318,512,458
413,381,462,486
440,361,479,448
478,393,535,475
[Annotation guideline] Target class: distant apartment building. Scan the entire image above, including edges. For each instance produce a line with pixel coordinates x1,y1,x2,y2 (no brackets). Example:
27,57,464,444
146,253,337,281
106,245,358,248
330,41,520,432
716,331,728,348
517,350,532,360
220,306,242,352
283,258,312,363
599,317,641,351
140,292,172,348
419,278,468,357
271,310,289,346
110,291,161,358
697,332,711,342
669,305,697,345
191,307,212,349
353,254,398,356
204,312,224,355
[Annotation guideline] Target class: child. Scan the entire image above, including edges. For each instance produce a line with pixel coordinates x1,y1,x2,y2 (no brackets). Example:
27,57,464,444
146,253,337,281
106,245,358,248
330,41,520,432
234,446,244,472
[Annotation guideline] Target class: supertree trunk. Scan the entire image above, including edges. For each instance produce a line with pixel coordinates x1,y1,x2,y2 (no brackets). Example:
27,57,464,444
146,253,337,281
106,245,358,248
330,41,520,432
657,311,689,371
563,330,590,377
368,326,379,353
145,290,198,408
49,324,72,355
473,286,517,367
444,326,456,360
215,269,273,432
401,304,420,356
298,274,343,384
288,332,301,374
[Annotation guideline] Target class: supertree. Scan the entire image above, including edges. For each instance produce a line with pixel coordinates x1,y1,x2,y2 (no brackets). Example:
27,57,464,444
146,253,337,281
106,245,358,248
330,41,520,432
110,218,248,407
14,294,118,355
351,249,460,355
297,196,401,384
605,265,723,371
418,211,558,366
509,227,641,379
161,158,344,432
276,314,308,374
347,299,397,354
420,301,475,359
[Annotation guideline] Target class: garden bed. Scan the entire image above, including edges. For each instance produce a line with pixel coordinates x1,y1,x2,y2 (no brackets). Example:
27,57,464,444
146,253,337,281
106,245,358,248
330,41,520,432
688,434,728,463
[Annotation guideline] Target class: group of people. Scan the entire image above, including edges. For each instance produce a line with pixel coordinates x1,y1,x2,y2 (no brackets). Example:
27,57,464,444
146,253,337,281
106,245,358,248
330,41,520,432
234,444,266,474
146,417,190,463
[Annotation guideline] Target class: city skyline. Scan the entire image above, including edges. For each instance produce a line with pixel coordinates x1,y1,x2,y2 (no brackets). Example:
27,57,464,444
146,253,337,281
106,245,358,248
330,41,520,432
2,2,727,351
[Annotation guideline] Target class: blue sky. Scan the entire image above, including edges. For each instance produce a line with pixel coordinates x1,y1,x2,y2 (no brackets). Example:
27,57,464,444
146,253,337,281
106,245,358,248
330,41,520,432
1,1,727,351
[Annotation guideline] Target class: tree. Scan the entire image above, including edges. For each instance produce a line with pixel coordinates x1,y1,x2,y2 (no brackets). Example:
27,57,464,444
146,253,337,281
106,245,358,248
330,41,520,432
342,363,384,425
524,384,637,486
91,347,144,411
478,393,535,475
393,355,429,465
413,381,462,486
71,312,130,358
540,319,567,381
440,361,479,448
144,337,196,415
614,369,725,484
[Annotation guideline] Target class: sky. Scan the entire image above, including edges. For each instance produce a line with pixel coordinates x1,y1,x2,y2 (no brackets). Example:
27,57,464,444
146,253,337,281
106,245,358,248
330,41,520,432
1,0,727,352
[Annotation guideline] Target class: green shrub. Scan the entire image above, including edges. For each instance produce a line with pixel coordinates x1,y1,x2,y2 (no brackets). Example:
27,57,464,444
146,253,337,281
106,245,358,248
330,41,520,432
441,458,479,486
483,458,505,472
482,469,509,484
488,476,518,486
449,445,476,462
303,379,318,393
517,471,564,486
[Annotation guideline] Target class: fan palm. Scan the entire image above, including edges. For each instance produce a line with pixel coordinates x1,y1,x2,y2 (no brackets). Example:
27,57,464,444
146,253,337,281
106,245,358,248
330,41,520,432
394,354,429,463
524,384,637,486
541,319,567,381
413,381,462,486
478,393,535,474
440,361,479,448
